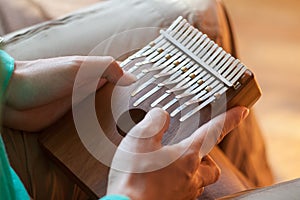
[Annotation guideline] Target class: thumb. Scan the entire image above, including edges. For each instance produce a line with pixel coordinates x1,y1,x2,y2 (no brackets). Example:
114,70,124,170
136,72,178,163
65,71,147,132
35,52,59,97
121,108,170,153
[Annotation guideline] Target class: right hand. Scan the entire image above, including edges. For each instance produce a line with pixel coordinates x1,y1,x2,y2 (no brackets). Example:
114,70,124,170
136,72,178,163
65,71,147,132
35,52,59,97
107,106,249,200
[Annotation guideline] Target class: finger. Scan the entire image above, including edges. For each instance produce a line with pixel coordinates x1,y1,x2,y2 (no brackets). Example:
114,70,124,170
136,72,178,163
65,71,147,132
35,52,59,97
177,106,249,155
128,108,170,140
81,56,136,86
101,58,137,86
197,155,220,186
121,108,170,152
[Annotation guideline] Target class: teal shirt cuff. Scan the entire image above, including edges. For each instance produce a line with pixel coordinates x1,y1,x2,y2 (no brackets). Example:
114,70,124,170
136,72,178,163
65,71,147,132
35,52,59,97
0,50,14,99
100,194,131,200
0,50,29,200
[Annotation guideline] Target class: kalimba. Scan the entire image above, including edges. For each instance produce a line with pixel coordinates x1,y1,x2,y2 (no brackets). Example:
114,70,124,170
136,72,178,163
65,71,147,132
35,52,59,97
39,16,261,199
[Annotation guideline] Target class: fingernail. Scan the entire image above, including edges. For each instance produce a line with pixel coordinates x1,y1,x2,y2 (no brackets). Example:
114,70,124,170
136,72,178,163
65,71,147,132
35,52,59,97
119,72,137,85
125,72,137,82
241,108,249,120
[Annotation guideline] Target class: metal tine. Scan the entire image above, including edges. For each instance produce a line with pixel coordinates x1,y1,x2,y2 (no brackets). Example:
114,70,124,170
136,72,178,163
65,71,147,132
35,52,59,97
139,16,183,59
142,23,187,58
170,80,220,117
143,37,178,61
230,64,247,84
189,34,208,53
132,17,186,67
226,62,243,81
213,86,228,100
161,70,208,114
167,21,189,42
131,35,164,58
156,28,208,85
218,57,235,74
166,18,188,36
146,41,171,60
202,43,219,62
210,50,226,69
138,24,196,77
167,69,207,93
131,77,155,96
162,98,177,110
151,25,196,66
183,28,199,49
198,83,225,102
134,44,190,103
176,75,213,99
151,66,204,107
146,22,190,61
222,59,240,78
125,17,186,69
141,37,168,57
148,49,177,65
196,41,215,60
142,65,166,73
180,85,229,121
133,86,161,107
130,41,178,74
185,81,221,106
121,35,164,68
180,96,215,122
142,50,180,74
168,25,202,54
138,21,192,68
193,37,210,56
205,47,223,66
185,28,203,49
178,26,195,44
170,104,187,117
131,53,187,96
144,23,194,64
154,56,189,78
151,93,170,107
155,60,192,79
135,48,184,79
131,55,188,103
162,29,233,87
214,53,231,71
158,62,195,86
166,16,185,32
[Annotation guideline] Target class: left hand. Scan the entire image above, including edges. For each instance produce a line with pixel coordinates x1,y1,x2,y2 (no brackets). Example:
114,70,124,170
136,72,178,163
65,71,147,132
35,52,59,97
3,56,136,132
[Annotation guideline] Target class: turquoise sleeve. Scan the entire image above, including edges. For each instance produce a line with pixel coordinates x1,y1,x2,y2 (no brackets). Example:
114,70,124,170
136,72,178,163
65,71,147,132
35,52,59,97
0,49,30,200
100,194,131,200
0,50,14,98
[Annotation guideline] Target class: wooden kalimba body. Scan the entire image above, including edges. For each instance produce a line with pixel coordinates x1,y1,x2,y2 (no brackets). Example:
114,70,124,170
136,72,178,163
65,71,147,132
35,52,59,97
39,17,261,198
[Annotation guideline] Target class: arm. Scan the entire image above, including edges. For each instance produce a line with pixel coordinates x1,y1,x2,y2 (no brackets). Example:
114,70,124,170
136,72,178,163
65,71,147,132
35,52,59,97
2,56,136,132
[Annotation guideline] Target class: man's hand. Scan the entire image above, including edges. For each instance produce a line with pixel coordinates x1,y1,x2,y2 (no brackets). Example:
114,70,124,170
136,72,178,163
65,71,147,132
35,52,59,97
3,56,136,131
107,107,249,200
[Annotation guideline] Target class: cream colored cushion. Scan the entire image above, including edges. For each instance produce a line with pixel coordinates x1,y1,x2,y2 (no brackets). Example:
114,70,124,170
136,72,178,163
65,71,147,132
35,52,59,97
3,0,218,60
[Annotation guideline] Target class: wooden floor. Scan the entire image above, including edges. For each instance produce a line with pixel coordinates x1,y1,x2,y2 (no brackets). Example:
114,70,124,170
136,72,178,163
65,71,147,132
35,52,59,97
223,0,300,182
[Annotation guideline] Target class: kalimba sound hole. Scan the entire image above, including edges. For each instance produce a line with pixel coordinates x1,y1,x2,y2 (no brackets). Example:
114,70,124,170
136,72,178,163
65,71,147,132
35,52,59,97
116,108,147,137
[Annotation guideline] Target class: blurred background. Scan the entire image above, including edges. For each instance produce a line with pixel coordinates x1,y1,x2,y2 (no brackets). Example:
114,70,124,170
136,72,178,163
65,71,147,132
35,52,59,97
223,0,300,183
1,0,300,184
